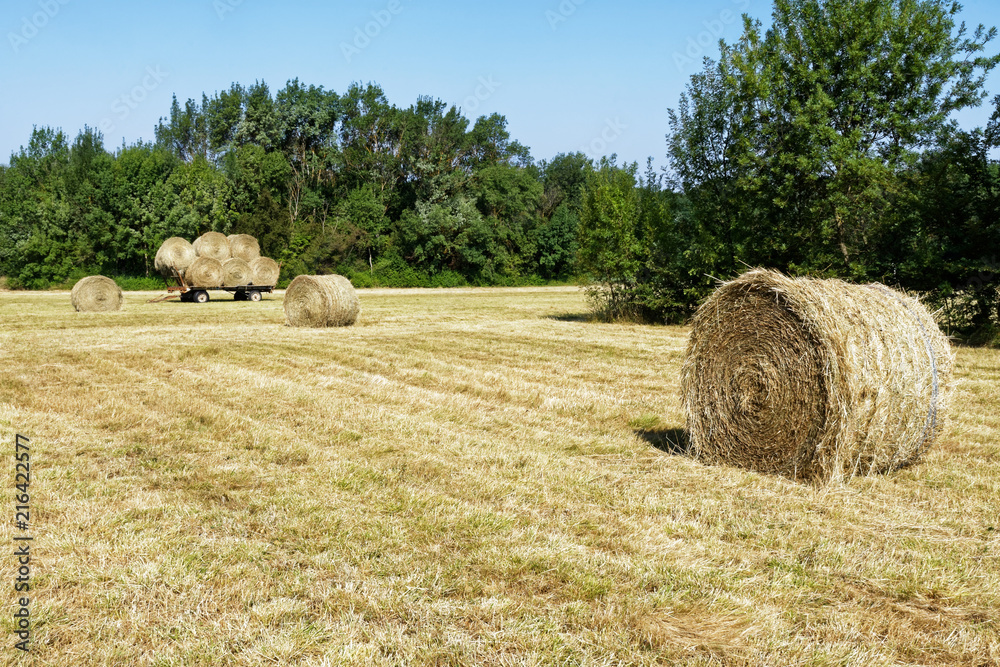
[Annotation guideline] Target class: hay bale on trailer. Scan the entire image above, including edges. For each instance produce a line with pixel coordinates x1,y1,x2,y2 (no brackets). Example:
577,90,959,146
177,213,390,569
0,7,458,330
227,234,261,263
154,237,196,277
222,258,253,287
193,232,231,262
184,257,224,288
681,269,954,484
284,274,360,328
250,257,280,286
71,276,123,312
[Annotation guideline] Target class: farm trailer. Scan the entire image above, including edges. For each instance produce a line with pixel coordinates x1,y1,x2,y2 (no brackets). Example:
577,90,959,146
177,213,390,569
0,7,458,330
149,270,275,303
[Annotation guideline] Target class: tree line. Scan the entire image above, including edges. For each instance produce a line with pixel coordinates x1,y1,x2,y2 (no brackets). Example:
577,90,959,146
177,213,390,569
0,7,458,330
0,79,589,290
578,0,1000,340
1,0,998,338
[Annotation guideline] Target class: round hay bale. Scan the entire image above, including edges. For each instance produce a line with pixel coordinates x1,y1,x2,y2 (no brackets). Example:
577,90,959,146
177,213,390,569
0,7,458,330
184,257,224,288
154,237,196,277
250,257,280,286
227,234,261,263
222,257,253,287
284,274,359,328
323,274,360,327
71,275,123,312
192,232,231,262
681,269,954,483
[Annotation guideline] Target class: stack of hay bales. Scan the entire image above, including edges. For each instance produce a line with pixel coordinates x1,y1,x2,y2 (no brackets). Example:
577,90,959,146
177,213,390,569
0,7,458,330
154,237,196,278
71,276,123,312
681,269,954,484
185,257,225,288
284,274,360,327
222,258,253,287
191,232,230,263
250,257,280,286
153,233,279,287
228,234,260,262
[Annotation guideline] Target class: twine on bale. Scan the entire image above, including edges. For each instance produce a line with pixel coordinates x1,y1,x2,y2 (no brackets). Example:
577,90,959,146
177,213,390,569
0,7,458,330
681,269,954,484
184,257,224,288
284,274,360,327
222,258,253,287
193,232,231,262
154,237,196,277
71,276,123,312
227,234,261,263
250,257,280,286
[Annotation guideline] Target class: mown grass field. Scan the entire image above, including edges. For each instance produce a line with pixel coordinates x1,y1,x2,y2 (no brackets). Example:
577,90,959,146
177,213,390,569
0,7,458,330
0,286,997,666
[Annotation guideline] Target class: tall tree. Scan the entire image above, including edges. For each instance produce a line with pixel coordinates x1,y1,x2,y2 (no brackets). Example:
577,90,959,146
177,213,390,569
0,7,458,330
577,158,643,318
668,0,1000,284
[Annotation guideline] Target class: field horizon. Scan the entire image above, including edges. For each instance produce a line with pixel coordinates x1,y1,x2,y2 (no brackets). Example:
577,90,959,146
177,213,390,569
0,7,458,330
0,286,997,665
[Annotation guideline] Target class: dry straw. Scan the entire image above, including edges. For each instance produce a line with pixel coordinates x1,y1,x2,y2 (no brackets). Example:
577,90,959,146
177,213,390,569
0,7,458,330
324,275,360,326
250,257,280,286
193,232,231,262
71,276,123,312
681,269,954,484
222,258,253,287
227,234,261,263
154,237,196,277
284,274,360,327
184,257,224,288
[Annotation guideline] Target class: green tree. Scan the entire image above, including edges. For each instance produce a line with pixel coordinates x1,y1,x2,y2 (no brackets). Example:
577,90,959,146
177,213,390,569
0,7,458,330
577,158,643,318
738,0,998,276
667,0,999,286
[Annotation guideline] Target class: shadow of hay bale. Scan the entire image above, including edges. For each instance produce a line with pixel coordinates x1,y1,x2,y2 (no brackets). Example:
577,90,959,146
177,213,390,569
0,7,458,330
544,313,596,323
636,427,689,456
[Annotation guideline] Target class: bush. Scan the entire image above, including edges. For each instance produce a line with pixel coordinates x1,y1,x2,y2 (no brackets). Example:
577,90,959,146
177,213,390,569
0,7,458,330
114,275,168,291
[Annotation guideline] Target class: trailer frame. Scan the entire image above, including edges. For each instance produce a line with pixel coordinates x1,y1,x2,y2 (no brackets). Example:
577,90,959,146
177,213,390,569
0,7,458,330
147,269,275,303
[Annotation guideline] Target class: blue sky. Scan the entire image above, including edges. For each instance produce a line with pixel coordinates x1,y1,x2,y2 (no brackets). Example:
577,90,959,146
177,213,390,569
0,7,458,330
1,0,999,169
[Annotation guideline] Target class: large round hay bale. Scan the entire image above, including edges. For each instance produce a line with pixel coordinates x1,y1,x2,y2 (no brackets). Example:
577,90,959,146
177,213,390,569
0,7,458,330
323,274,360,326
227,234,261,263
284,274,360,328
71,275,123,312
184,257,224,288
681,269,954,484
192,232,231,262
222,257,253,287
154,237,196,277
250,257,280,286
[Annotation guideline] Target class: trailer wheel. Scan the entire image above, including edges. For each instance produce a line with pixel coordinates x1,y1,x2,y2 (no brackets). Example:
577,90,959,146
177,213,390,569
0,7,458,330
233,292,246,301
248,290,262,302
194,291,210,304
